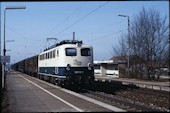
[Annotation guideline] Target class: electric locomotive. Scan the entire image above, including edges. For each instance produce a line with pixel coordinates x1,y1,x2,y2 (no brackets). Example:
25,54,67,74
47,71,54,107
38,40,94,86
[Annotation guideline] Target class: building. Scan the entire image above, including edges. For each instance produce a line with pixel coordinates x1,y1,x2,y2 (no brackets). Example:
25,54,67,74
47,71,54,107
94,59,127,78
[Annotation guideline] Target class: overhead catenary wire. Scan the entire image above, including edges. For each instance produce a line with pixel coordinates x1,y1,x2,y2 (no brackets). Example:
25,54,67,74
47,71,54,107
86,14,169,43
81,18,127,40
44,2,87,38
3,24,41,41
53,1,109,38
86,28,128,43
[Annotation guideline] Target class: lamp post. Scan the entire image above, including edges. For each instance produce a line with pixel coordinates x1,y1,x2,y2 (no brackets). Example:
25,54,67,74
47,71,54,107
3,6,26,86
118,14,130,76
1,6,26,112
4,6,26,56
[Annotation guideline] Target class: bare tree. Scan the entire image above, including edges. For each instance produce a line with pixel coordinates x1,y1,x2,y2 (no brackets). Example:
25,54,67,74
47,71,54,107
112,34,128,57
112,7,169,80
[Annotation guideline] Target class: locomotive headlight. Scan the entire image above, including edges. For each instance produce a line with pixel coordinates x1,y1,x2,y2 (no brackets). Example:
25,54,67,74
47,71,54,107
88,63,92,70
66,64,71,71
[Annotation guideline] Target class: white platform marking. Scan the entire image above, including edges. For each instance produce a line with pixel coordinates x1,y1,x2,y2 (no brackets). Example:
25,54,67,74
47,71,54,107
17,74,83,112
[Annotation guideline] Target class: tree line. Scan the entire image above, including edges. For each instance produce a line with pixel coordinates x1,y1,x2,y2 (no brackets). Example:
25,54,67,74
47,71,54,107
112,7,169,80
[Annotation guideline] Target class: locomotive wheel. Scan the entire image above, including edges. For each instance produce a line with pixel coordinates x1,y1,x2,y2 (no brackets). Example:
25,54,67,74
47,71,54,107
57,80,62,86
50,77,56,84
39,74,44,80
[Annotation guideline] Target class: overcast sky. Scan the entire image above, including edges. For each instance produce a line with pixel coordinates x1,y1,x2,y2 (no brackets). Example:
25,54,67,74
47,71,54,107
0,1,169,64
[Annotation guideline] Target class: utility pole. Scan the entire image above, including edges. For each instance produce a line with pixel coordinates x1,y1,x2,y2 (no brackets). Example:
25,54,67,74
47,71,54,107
118,14,130,76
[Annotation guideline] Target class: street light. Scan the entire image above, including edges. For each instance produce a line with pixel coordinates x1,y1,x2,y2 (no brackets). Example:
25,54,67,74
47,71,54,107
2,6,26,90
118,14,130,76
3,6,26,56
0,6,26,111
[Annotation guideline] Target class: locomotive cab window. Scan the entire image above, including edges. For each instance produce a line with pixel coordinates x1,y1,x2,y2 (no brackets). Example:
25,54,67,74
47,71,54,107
81,48,91,56
65,48,77,56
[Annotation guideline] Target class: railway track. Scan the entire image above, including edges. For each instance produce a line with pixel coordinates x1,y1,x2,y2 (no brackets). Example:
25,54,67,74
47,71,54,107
68,81,169,112
114,86,170,111
80,90,165,112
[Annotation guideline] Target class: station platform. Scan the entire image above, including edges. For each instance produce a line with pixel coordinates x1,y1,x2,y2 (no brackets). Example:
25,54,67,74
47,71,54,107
94,75,170,92
5,71,124,112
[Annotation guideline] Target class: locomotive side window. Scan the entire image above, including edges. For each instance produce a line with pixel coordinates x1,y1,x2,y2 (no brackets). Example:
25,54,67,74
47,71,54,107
50,51,52,58
53,50,56,58
47,53,49,59
65,48,77,56
41,55,43,60
57,50,59,57
81,48,91,56
43,54,45,60
39,55,41,60
46,53,47,59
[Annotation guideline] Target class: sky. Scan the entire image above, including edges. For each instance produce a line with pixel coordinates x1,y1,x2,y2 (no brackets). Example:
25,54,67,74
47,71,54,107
0,1,169,64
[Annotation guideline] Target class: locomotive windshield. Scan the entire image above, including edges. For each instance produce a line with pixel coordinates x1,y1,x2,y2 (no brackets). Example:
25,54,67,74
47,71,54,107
65,48,77,56
81,48,91,56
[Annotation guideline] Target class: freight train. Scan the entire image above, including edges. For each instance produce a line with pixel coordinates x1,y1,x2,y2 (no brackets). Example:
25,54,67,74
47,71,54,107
12,40,94,87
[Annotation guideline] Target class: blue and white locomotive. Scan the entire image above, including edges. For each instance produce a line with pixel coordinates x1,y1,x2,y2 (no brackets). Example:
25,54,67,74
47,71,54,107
38,40,94,86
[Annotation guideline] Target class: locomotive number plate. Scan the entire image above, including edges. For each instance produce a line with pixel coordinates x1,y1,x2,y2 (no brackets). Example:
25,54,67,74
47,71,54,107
74,71,84,74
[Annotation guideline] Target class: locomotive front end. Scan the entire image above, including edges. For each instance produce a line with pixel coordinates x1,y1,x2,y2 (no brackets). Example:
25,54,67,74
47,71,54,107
38,40,94,87
60,41,94,86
